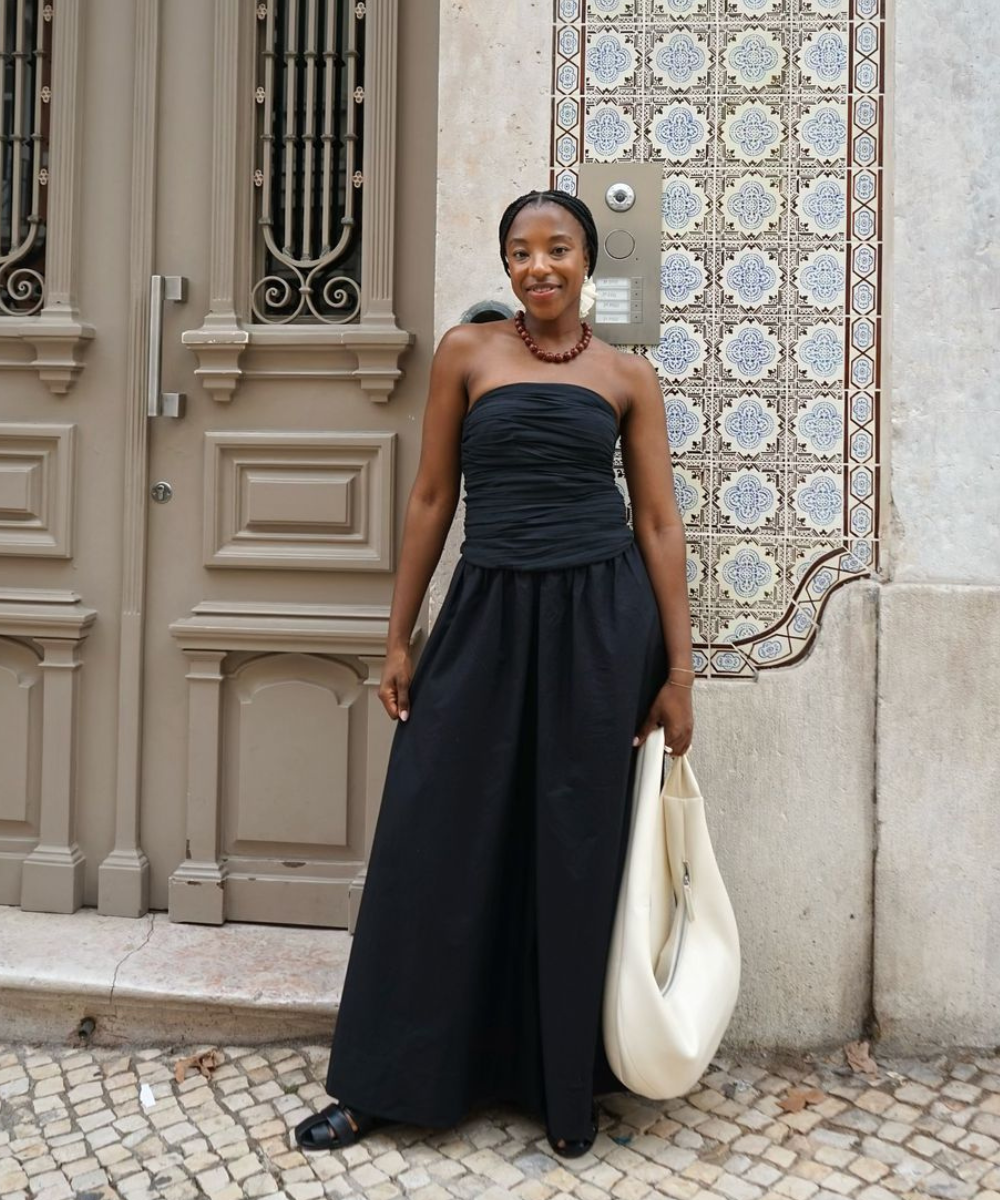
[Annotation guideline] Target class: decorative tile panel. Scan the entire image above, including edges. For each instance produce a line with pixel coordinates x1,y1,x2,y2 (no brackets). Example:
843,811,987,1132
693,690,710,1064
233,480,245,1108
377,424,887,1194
551,0,884,674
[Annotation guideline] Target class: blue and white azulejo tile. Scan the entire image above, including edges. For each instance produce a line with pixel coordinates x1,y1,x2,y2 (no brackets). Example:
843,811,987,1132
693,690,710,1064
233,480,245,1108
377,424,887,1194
724,29,785,91
794,470,844,533
661,174,710,233
798,27,849,91
649,103,711,161
715,541,780,604
724,101,784,162
664,391,706,452
718,392,781,457
794,248,846,310
796,101,848,163
720,321,781,383
721,174,784,234
672,466,707,526
653,0,709,18
586,0,634,20
585,31,637,90
726,0,781,16
717,468,780,531
795,174,847,237
795,322,844,382
650,30,711,89
661,249,708,308
795,394,844,458
721,248,783,309
651,322,708,381
583,102,637,160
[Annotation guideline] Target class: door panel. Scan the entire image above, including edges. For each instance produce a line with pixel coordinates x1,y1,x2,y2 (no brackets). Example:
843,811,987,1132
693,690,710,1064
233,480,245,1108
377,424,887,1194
220,651,371,926
0,640,42,904
203,431,395,571
0,0,438,927
143,0,438,926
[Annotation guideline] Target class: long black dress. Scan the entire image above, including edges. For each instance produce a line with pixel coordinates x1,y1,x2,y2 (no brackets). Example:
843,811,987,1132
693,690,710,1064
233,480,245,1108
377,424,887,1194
324,381,669,1141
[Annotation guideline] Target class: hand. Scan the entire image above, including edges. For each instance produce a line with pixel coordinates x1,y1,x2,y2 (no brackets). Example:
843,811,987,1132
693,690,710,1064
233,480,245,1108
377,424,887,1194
379,648,413,721
633,682,694,756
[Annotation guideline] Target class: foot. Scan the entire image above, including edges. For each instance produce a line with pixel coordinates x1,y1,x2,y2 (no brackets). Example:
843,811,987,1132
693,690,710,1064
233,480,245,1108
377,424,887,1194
294,1102,386,1151
546,1103,598,1159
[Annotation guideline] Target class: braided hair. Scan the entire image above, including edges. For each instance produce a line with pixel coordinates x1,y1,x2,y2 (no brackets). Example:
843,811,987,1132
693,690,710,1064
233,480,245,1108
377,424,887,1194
498,190,599,278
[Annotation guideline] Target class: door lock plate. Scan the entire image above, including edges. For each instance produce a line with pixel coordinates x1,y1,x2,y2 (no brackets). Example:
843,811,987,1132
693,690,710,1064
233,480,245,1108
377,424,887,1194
150,481,173,503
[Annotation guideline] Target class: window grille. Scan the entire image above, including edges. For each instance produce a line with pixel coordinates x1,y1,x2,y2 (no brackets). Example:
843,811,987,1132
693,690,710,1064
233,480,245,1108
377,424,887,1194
253,0,364,325
0,0,50,317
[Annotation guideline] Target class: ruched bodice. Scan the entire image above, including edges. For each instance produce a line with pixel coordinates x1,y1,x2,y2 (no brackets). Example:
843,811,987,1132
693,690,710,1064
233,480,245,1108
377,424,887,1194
459,381,634,570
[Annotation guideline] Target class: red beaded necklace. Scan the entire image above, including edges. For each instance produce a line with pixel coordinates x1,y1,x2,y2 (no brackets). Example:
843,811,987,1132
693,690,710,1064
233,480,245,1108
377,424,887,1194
514,310,593,363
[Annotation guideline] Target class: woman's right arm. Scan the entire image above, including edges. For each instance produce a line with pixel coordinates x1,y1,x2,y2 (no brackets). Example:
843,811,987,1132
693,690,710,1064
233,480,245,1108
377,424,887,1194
381,325,476,721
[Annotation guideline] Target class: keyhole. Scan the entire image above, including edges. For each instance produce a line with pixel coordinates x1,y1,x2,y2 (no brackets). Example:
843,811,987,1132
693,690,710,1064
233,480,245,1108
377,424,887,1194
150,481,173,503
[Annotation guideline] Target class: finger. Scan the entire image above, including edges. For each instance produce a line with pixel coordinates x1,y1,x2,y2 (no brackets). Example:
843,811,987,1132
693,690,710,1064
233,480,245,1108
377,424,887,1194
379,681,405,721
632,719,663,748
396,681,410,722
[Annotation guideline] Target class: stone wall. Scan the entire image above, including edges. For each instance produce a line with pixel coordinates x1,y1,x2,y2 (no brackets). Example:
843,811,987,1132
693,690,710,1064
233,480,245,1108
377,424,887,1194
431,0,1000,1050
873,0,1000,1049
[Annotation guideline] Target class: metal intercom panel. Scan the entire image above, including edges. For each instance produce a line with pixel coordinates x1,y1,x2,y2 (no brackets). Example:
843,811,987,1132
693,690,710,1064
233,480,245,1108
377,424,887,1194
576,163,663,346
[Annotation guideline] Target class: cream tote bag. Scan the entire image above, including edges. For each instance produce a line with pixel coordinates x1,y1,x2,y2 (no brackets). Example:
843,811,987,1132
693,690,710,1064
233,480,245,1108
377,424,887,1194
602,726,741,1099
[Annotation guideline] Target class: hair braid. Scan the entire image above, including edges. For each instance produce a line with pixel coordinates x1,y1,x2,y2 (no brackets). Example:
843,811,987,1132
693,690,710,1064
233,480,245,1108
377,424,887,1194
498,190,600,278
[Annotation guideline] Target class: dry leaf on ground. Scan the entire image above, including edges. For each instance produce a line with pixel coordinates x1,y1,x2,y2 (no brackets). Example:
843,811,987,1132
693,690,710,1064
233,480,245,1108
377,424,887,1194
777,1086,825,1113
844,1039,879,1079
174,1048,224,1084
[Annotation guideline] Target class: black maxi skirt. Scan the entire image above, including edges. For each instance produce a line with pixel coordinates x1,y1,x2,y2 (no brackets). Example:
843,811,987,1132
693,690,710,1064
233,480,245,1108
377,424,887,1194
325,538,669,1141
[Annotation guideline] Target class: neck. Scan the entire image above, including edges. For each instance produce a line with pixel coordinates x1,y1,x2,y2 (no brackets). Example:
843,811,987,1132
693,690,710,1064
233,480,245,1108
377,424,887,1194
520,306,581,346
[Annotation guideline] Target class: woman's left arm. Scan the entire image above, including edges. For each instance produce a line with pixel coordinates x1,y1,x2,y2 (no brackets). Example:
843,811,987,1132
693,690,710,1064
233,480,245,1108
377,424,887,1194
620,354,695,755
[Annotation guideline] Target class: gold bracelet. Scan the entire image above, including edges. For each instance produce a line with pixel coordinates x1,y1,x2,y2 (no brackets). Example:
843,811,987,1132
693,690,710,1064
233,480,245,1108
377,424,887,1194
668,679,694,689
669,667,696,676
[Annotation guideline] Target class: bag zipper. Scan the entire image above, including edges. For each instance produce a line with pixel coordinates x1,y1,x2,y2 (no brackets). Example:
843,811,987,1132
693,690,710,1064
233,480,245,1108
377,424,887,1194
660,859,694,996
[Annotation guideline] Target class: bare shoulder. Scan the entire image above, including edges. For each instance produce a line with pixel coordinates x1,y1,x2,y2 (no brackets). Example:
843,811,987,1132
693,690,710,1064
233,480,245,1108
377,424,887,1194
618,348,659,397
435,319,514,379
437,319,513,353
590,342,659,418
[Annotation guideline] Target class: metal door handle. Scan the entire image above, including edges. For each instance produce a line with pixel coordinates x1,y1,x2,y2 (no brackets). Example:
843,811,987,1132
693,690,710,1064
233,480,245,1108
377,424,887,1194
148,275,188,418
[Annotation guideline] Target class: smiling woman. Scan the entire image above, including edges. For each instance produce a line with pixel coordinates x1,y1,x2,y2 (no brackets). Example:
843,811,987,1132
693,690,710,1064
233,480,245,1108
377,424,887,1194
294,190,695,1160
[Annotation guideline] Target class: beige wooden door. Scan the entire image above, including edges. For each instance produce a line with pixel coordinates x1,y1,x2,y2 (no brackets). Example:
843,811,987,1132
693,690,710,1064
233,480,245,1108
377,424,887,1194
0,0,438,929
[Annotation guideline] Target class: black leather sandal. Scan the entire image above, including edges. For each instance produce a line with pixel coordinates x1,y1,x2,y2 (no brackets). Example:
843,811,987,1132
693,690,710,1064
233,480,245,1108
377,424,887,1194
546,1102,598,1159
294,1102,387,1151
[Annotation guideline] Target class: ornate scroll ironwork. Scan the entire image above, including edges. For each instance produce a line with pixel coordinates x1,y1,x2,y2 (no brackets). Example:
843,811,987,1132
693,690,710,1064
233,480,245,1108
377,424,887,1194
253,0,364,325
0,0,50,317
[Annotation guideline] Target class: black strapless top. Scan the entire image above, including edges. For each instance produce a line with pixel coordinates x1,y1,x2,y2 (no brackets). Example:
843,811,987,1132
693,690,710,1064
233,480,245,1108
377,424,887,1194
459,381,634,570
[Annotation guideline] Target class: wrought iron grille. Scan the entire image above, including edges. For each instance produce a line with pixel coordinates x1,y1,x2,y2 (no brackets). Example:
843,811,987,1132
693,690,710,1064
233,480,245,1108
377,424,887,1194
0,0,50,317
253,0,364,325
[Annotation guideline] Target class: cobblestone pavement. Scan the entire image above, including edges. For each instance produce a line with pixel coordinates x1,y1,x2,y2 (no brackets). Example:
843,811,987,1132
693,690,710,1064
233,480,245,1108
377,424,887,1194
1,1041,998,1200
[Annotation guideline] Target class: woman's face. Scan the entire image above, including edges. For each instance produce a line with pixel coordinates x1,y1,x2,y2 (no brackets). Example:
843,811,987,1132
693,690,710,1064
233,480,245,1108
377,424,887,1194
505,202,590,322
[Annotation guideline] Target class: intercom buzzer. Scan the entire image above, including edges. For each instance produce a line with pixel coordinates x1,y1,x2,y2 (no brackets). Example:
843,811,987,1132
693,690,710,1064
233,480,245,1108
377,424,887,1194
577,163,663,346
